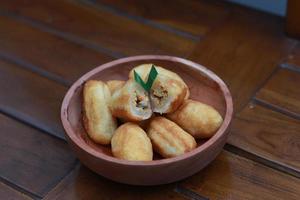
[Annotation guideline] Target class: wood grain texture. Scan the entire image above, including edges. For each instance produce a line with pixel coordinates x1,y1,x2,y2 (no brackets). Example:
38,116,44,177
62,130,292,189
0,0,196,57
189,5,295,111
94,0,230,36
0,182,31,200
181,151,300,200
0,0,298,199
44,164,187,200
0,113,76,198
256,68,300,116
286,0,300,38
229,103,300,173
0,58,66,138
0,15,112,84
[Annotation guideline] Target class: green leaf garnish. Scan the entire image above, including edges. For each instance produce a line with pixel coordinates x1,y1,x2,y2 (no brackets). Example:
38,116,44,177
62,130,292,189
134,65,158,92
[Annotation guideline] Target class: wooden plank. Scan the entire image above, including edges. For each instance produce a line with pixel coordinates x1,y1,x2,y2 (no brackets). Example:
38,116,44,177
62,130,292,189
0,113,76,198
44,164,188,200
0,58,66,138
256,68,300,116
0,0,196,57
0,15,113,84
181,151,300,200
94,0,230,36
0,182,31,200
284,42,300,69
228,102,300,173
286,0,300,39
188,5,295,111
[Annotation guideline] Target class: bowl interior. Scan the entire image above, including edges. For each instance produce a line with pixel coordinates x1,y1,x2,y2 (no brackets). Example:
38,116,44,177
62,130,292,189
66,58,227,160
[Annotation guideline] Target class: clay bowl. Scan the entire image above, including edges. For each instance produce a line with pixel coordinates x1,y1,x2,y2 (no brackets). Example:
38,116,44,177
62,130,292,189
61,55,233,185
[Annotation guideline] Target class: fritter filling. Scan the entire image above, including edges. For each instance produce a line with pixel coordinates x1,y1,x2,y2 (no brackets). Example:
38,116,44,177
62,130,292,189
151,86,168,106
134,91,149,110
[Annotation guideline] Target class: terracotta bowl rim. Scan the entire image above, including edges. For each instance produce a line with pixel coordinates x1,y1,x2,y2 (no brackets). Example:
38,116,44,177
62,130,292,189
61,55,233,166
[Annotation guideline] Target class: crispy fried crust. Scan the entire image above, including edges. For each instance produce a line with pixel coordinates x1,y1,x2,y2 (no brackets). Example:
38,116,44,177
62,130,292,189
111,123,153,161
147,117,196,158
83,80,117,144
106,80,125,94
167,100,223,139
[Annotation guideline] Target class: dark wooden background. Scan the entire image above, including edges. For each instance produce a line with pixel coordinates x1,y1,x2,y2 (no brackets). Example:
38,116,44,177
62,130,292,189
0,0,299,199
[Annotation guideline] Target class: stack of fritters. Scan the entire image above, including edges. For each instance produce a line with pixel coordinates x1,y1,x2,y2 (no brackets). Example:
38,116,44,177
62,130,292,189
82,64,223,161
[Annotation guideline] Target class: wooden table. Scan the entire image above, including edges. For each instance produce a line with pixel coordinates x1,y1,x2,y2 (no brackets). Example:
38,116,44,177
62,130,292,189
0,0,299,199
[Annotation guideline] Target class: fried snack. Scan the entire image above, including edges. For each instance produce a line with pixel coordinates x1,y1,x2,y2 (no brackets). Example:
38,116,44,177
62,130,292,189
110,79,152,121
167,100,223,139
83,80,117,145
106,80,125,94
129,64,188,113
111,123,153,161
150,75,187,114
129,64,190,99
147,117,196,158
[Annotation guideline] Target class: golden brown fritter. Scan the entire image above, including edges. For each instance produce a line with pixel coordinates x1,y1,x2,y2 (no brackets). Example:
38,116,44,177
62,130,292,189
167,100,223,139
106,80,125,95
111,123,153,161
110,80,152,121
83,80,117,144
150,75,187,114
147,117,196,158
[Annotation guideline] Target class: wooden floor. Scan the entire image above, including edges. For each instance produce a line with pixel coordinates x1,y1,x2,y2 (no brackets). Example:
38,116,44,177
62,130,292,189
0,0,300,199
